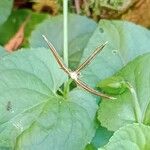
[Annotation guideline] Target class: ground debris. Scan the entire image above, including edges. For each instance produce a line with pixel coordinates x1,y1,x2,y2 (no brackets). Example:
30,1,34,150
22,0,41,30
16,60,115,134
121,0,150,28
4,15,30,52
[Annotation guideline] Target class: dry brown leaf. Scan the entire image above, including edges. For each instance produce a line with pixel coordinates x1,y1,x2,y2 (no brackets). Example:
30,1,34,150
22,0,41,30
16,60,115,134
121,0,150,27
32,0,59,15
4,16,30,52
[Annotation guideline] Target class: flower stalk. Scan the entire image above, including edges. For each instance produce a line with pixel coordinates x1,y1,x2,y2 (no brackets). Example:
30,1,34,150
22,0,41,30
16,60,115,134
63,0,70,96
63,0,68,67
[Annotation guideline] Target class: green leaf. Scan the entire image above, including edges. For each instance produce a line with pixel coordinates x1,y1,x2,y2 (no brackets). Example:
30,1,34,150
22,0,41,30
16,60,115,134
0,46,8,57
80,20,150,87
0,9,48,46
91,125,113,148
69,33,93,69
0,0,13,25
98,123,150,150
84,125,113,150
98,53,150,131
0,47,65,148
85,144,96,150
15,89,97,150
0,48,97,149
29,14,97,69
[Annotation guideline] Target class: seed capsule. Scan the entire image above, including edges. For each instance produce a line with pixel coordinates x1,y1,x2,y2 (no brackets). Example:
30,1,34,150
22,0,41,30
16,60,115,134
97,76,127,95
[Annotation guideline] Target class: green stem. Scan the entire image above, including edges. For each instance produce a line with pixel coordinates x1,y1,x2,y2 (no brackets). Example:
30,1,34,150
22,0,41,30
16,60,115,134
127,82,142,123
63,0,68,67
63,79,73,98
63,0,69,96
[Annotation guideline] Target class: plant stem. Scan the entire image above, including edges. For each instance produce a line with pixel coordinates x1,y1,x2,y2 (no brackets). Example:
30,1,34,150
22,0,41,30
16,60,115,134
63,0,68,67
63,0,69,96
127,82,142,123
63,79,73,98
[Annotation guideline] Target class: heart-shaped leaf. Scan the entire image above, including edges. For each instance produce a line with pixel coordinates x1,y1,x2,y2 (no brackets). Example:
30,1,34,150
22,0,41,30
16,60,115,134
80,20,150,87
0,0,13,25
98,53,150,131
29,14,97,69
15,88,97,150
98,123,150,150
0,48,97,149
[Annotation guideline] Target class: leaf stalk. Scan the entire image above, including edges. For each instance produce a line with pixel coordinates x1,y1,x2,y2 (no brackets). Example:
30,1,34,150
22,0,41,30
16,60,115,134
127,82,142,123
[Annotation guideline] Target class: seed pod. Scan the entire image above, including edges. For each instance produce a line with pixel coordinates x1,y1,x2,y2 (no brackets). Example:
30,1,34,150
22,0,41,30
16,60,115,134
97,76,127,95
